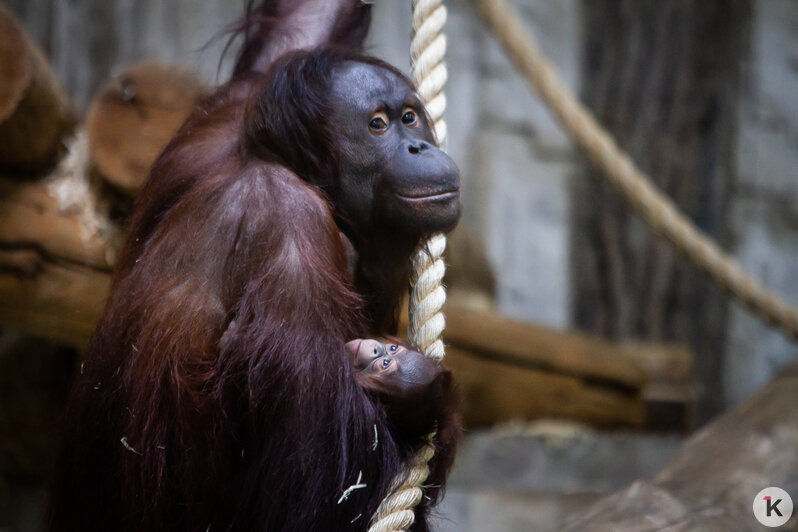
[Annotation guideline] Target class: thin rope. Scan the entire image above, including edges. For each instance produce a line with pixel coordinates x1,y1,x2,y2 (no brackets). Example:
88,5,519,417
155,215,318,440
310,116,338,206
369,0,449,530
472,0,798,340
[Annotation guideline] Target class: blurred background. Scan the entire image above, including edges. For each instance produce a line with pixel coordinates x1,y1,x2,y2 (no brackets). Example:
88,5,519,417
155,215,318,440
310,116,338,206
1,0,797,530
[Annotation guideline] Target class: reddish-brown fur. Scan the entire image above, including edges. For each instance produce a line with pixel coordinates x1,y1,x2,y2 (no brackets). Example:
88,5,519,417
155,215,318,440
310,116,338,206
46,2,460,531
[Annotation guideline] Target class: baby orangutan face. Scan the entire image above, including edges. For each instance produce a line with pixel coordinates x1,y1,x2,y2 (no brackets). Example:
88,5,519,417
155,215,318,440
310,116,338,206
346,339,440,396
345,338,452,438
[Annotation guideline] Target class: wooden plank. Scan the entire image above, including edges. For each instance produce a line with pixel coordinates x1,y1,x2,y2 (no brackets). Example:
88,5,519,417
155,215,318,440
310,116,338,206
0,178,114,269
396,300,696,427
447,346,645,428
0,249,110,349
0,177,113,348
0,4,74,174
442,302,647,389
87,62,205,194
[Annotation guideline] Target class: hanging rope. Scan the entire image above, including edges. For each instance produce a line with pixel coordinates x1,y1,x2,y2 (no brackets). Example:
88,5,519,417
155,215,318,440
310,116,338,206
472,0,798,340
369,1,449,530
407,0,449,363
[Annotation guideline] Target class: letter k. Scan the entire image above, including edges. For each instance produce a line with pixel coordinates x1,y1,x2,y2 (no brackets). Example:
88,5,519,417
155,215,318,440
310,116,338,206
765,496,783,517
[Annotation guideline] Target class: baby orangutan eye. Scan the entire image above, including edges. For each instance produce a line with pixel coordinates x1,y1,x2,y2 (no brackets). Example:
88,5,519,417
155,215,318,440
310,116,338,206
369,112,389,133
401,109,418,127
389,345,398,352
381,358,392,369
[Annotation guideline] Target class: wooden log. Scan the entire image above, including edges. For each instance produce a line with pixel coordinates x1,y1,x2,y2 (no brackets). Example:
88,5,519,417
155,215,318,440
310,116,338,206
560,362,798,531
87,62,205,194
0,178,113,269
447,345,645,428
398,301,696,428
0,4,74,174
0,177,113,348
444,335,695,429
0,248,110,349
0,178,692,428
441,302,647,390
398,301,693,428
619,341,696,430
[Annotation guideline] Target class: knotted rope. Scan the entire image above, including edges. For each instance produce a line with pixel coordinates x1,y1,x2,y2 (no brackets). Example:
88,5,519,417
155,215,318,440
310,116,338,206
472,0,798,340
369,0,449,530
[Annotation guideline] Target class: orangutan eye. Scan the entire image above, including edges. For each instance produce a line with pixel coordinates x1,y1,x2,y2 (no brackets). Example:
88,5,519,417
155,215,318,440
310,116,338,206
369,112,389,132
381,358,392,369
401,109,418,126
389,345,398,352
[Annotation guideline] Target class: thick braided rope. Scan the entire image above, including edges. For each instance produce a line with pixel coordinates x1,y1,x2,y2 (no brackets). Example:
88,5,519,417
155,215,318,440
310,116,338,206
408,0,448,363
367,443,436,532
369,1,449,531
472,0,798,340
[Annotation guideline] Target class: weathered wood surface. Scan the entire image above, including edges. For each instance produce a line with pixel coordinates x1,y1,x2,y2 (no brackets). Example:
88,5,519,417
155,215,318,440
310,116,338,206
444,303,647,389
0,4,74,174
560,361,798,531
572,0,752,423
88,62,205,194
400,301,695,428
0,178,112,348
447,345,645,428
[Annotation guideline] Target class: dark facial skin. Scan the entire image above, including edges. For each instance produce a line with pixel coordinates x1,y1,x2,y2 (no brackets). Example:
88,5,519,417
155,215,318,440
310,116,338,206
330,62,461,236
346,338,451,438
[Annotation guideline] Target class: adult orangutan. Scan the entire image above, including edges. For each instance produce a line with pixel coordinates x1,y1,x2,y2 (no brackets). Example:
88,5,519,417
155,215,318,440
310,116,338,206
46,1,461,531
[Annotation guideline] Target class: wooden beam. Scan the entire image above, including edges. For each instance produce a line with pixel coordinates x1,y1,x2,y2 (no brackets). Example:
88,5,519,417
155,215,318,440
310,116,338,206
400,301,691,428
447,345,645,428
87,62,205,194
0,177,113,348
0,256,109,349
0,179,114,269
0,4,75,174
441,302,647,389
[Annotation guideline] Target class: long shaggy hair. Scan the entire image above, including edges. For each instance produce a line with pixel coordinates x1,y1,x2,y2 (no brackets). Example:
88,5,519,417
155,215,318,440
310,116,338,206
47,29,458,532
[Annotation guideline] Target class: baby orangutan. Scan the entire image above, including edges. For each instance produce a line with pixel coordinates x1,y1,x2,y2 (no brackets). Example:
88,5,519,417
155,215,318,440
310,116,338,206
345,338,458,441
